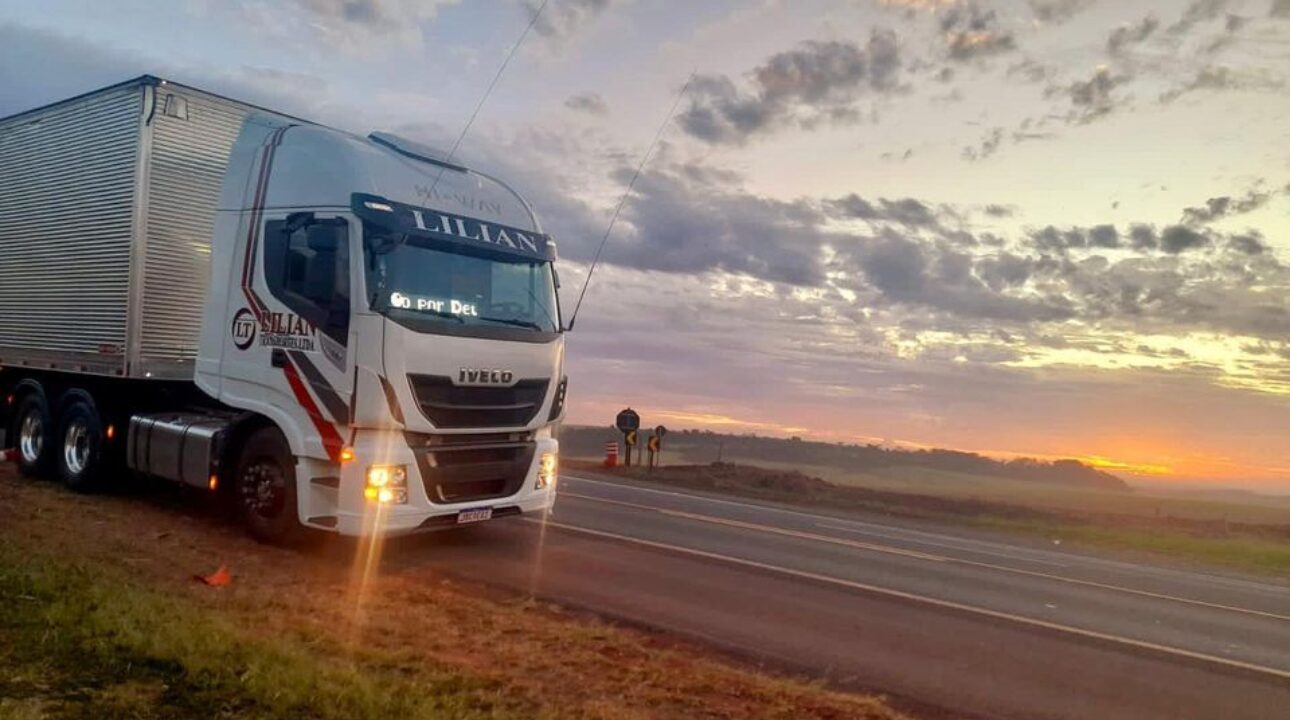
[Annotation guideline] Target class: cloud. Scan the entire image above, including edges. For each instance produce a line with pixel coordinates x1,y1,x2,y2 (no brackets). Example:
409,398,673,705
1168,0,1231,34
678,31,902,145
1050,66,1130,123
1159,65,1285,102
961,127,1004,161
1181,186,1274,224
1007,58,1054,83
1228,232,1268,255
1029,0,1096,24
564,91,608,115
1089,224,1120,248
1274,0,1290,18
1129,224,1157,250
527,0,614,43
605,164,833,285
0,22,334,123
940,2,1017,61
270,0,459,48
1107,15,1159,54
1160,224,1210,253
825,195,939,227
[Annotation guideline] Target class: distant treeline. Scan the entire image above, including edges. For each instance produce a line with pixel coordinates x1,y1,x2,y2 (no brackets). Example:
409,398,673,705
558,425,1129,491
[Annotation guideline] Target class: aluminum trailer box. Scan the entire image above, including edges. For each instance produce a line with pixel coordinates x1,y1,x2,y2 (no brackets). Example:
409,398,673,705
0,76,292,380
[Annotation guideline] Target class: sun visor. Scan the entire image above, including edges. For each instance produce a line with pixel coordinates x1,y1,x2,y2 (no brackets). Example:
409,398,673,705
352,193,555,262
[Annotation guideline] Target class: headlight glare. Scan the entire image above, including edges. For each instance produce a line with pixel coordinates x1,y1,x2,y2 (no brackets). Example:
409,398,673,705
365,464,408,504
536,451,558,490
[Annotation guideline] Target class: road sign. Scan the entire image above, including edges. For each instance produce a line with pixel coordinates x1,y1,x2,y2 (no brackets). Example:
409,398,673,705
616,408,640,433
624,429,638,446
654,425,667,439
647,434,660,452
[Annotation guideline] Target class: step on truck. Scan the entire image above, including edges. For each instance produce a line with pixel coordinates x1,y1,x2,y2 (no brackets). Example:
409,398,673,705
0,76,565,541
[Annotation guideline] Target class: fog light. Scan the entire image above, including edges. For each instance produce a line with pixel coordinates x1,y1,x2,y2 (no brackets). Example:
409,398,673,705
536,451,557,490
365,464,408,504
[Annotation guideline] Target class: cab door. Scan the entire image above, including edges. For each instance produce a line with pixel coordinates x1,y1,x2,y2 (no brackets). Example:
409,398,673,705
218,211,356,462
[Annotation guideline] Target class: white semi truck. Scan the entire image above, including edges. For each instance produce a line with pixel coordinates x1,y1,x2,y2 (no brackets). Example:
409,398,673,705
0,76,565,541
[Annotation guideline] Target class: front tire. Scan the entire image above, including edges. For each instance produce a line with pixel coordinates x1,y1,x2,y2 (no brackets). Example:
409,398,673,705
13,393,55,479
235,427,305,544
58,398,106,493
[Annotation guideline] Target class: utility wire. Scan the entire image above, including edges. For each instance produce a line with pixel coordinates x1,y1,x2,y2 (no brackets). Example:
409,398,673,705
567,71,696,330
429,0,550,194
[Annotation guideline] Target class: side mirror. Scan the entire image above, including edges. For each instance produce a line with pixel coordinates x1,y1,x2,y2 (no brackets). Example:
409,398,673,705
284,211,315,234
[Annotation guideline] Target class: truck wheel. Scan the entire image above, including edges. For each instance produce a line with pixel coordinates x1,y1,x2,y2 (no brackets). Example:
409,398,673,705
235,427,305,544
58,399,106,493
13,393,55,479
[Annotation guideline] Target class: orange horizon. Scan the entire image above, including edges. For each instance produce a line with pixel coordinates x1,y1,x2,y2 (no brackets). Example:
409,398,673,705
566,403,1290,489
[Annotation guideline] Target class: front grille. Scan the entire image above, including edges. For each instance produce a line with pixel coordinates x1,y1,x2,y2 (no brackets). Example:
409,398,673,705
408,375,549,429
407,431,536,505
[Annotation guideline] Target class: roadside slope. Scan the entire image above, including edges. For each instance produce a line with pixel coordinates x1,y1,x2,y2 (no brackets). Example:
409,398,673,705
0,467,909,720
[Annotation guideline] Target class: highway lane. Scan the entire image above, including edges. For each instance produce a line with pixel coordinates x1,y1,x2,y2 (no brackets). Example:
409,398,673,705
389,474,1290,720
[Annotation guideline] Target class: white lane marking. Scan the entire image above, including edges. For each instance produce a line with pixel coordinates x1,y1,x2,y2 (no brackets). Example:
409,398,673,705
564,475,1290,600
564,492,949,562
564,475,1068,564
814,521,1070,567
525,518,1290,681
562,489,1290,624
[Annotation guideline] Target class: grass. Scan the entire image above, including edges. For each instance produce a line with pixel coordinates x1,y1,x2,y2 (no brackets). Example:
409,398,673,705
0,469,911,720
0,541,526,720
670,449,1290,526
973,517,1290,576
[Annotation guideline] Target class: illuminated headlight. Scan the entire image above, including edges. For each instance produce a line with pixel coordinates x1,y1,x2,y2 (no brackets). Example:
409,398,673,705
364,464,408,504
536,451,558,490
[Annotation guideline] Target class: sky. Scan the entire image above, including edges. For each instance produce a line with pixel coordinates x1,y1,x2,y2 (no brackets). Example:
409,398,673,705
2,0,1288,488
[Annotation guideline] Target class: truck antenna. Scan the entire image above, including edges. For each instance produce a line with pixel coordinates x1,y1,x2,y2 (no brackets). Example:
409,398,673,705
428,0,551,194
566,71,695,331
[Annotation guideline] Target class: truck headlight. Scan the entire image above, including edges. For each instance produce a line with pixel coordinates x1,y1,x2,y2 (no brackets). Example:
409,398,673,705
536,451,557,490
364,464,408,504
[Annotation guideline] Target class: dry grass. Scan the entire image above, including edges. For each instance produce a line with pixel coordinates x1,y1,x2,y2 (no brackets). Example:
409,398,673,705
0,467,909,720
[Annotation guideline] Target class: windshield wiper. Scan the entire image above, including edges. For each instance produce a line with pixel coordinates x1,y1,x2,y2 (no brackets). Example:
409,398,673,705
478,315,544,331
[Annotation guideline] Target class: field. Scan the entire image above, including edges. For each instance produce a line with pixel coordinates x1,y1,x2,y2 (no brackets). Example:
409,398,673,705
0,467,907,720
684,448,1290,527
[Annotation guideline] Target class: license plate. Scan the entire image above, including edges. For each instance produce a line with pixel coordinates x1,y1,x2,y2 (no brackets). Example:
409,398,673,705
456,507,493,524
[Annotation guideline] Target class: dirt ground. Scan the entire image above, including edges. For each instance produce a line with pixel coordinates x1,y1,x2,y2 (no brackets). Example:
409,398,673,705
0,465,910,720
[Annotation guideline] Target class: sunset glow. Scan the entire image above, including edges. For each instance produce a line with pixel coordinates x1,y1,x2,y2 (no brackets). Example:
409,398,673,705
7,0,1288,490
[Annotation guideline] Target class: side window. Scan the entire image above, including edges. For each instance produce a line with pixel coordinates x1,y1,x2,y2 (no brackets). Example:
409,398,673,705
263,218,350,344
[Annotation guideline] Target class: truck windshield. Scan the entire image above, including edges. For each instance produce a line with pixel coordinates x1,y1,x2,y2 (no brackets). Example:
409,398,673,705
364,226,559,335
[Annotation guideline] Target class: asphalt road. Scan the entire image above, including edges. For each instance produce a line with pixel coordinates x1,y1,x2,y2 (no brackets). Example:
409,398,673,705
391,474,1290,720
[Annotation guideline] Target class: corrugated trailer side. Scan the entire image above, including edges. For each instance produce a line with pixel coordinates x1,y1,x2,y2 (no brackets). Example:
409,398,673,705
0,81,143,376
0,77,279,380
137,83,261,379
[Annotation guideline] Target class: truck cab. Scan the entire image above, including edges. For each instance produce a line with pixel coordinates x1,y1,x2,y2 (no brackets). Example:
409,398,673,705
197,117,565,538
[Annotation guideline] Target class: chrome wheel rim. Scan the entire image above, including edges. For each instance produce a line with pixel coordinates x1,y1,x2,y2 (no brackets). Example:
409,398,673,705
241,461,286,519
63,419,90,475
19,411,43,465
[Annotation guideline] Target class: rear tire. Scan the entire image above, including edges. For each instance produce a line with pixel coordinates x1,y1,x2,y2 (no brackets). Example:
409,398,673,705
13,393,54,479
235,427,305,545
57,398,106,493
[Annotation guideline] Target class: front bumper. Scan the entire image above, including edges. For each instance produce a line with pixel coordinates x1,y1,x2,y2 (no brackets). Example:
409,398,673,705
315,429,558,537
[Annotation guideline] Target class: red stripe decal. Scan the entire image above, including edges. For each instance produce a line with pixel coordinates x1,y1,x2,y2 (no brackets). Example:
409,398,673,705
282,357,345,463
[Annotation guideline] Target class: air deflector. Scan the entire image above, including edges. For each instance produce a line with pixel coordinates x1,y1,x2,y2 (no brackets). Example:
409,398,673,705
368,132,467,172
